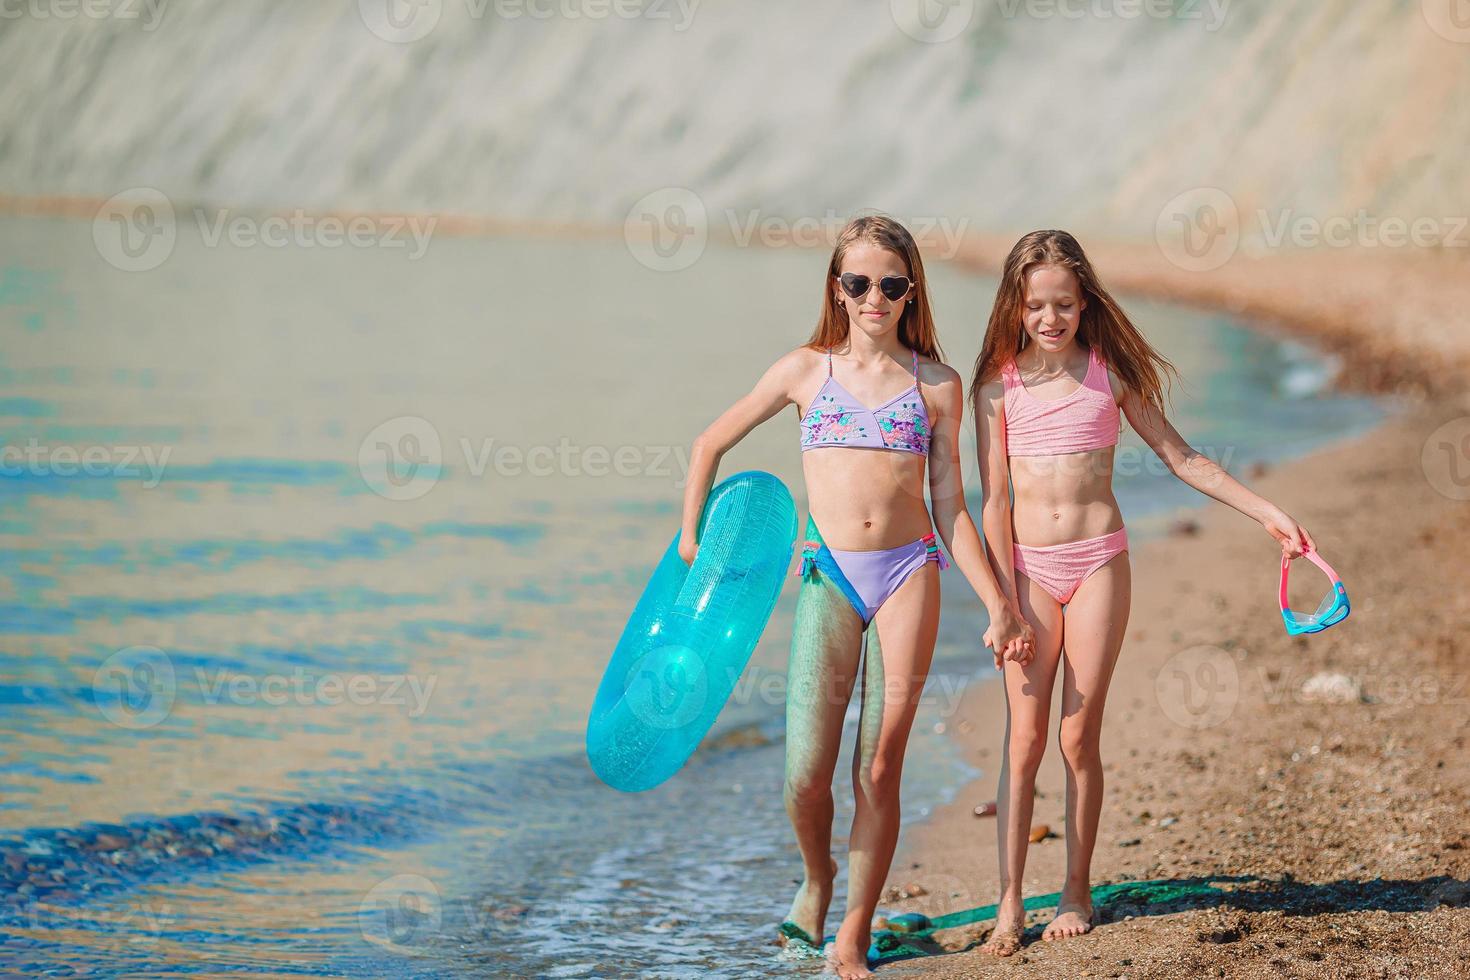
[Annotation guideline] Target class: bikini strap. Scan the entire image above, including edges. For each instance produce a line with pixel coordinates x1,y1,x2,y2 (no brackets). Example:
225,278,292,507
1000,358,1019,392
911,347,919,381
825,347,833,377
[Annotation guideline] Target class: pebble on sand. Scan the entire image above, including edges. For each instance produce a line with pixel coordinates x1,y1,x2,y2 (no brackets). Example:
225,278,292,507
1029,824,1051,843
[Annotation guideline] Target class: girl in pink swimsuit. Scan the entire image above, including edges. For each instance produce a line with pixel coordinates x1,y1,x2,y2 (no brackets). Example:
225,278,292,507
681,216,1035,979
968,230,1318,956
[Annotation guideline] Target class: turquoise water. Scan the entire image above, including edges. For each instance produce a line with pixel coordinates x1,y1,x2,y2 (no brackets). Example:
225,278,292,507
0,215,1386,977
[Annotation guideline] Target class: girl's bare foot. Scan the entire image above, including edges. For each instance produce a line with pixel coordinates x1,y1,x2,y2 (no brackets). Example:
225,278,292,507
1042,889,1093,941
780,857,838,950
825,925,873,979
979,893,1025,957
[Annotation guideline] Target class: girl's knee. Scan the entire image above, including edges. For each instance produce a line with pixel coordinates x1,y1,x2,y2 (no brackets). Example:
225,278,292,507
1007,728,1048,774
854,757,902,803
785,772,833,807
1058,723,1101,769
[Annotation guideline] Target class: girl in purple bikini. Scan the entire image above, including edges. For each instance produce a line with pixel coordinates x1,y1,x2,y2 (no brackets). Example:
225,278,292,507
969,230,1317,957
681,215,1035,978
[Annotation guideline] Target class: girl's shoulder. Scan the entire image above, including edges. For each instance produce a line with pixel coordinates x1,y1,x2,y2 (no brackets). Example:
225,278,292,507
768,345,830,401
914,351,960,389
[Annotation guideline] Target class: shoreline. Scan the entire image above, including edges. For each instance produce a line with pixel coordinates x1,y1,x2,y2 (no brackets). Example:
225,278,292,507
885,245,1470,977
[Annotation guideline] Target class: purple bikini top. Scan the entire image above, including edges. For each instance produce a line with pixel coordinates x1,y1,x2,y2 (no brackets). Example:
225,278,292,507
799,347,932,457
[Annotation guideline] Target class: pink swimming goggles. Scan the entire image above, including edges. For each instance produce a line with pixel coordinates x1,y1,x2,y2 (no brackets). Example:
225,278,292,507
1279,545,1350,635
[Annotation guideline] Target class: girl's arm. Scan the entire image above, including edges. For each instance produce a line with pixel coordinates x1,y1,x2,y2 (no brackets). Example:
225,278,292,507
1120,384,1316,558
679,349,806,563
973,377,1021,604
972,376,1034,667
928,367,1035,663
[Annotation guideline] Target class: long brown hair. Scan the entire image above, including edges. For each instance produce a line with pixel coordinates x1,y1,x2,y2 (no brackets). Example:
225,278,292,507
806,215,944,362
967,230,1177,417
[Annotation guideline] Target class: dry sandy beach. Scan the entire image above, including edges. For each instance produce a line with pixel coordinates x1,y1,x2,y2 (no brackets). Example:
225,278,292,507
874,244,1470,979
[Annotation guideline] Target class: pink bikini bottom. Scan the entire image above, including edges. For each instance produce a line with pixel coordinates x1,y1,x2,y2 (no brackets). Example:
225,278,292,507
1012,525,1129,605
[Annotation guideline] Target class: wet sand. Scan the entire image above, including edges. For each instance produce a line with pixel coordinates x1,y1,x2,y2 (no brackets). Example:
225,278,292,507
881,243,1470,978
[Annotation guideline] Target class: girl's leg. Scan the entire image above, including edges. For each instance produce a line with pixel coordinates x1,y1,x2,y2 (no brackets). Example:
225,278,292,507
783,563,864,946
982,568,1065,957
1044,549,1131,941
827,559,940,980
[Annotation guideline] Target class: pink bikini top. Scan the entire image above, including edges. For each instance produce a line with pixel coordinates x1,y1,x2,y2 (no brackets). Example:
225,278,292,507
1001,346,1121,457
800,347,932,457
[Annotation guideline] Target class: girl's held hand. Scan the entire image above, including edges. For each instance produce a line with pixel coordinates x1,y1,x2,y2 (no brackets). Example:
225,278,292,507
984,604,1035,671
1263,509,1315,559
677,536,698,566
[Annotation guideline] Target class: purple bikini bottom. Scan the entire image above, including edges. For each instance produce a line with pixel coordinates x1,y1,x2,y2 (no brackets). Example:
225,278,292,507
795,515,949,626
